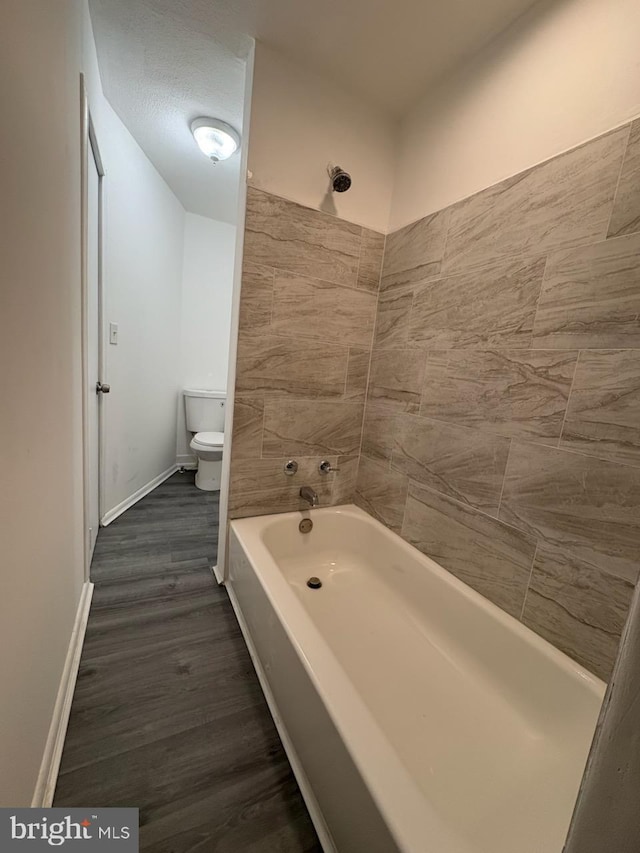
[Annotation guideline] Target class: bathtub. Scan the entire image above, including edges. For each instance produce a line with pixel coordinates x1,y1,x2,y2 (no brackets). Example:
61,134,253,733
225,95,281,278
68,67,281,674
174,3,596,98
227,504,604,853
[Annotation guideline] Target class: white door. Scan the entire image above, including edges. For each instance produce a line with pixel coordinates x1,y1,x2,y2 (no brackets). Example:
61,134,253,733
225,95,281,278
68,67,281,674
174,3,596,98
87,139,101,560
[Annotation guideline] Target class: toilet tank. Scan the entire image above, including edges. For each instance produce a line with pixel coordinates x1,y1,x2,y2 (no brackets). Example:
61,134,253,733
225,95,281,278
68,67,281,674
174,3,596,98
184,389,226,433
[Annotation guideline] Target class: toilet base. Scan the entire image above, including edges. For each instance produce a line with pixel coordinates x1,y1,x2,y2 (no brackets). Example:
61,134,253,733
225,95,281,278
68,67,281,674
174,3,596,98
195,458,222,491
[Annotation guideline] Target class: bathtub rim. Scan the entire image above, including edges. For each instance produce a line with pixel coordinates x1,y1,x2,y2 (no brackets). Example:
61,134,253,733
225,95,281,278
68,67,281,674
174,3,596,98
229,506,460,852
228,503,605,853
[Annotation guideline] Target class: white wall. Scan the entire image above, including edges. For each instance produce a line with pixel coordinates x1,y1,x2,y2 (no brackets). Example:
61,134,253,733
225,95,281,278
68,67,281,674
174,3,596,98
81,8,186,518
248,42,395,233
0,0,85,805
176,214,236,464
390,0,640,230
98,99,185,517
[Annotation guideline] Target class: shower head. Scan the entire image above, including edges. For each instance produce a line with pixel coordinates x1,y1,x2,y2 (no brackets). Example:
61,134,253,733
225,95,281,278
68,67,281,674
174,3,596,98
329,165,352,193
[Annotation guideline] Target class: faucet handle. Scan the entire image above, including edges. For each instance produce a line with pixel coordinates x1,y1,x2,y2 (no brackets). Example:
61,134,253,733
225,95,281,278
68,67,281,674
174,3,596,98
318,460,339,474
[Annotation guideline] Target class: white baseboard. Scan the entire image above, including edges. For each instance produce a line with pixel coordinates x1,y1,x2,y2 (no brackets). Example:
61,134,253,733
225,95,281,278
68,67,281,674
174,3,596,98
101,464,178,526
212,564,224,585
31,581,94,807
176,454,197,469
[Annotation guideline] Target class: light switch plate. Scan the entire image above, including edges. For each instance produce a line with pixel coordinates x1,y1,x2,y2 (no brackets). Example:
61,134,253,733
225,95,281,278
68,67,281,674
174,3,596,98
109,322,118,345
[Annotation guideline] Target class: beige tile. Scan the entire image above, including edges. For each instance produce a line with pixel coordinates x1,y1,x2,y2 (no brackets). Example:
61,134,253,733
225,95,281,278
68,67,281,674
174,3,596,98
344,348,370,401
229,456,347,518
262,400,364,457
373,288,413,349
561,350,640,467
238,262,273,332
608,119,640,238
361,405,397,462
533,232,640,348
331,455,360,505
357,229,385,292
383,208,450,278
230,456,334,493
401,482,535,618
499,441,640,583
522,541,634,681
443,126,629,272
380,265,437,294
269,271,376,347
229,481,334,519
243,188,361,287
236,334,348,398
392,414,511,516
420,349,578,444
354,455,408,533
375,267,440,349
368,348,427,412
408,256,546,349
229,393,264,460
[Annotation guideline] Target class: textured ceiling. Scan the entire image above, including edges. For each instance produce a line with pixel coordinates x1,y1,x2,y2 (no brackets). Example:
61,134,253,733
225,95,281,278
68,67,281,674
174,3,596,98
89,0,540,220
89,0,249,223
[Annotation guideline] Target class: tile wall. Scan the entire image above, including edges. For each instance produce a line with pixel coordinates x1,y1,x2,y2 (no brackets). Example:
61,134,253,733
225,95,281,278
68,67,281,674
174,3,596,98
228,188,384,519
356,120,640,680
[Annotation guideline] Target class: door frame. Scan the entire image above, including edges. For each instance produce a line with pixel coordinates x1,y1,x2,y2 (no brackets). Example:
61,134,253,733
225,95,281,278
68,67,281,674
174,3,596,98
215,42,255,584
80,74,106,580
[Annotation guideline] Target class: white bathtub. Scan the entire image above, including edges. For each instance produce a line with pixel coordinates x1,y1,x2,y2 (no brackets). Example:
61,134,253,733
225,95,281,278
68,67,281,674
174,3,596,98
227,504,604,853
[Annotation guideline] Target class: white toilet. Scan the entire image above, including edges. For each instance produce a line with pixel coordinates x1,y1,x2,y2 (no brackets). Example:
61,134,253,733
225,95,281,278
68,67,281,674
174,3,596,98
184,389,226,491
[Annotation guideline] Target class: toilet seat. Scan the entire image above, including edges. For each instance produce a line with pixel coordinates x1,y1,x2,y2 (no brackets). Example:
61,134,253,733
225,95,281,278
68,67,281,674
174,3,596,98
191,431,224,449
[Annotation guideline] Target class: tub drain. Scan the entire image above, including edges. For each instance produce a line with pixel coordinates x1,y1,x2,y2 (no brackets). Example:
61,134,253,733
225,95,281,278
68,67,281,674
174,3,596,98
307,577,322,589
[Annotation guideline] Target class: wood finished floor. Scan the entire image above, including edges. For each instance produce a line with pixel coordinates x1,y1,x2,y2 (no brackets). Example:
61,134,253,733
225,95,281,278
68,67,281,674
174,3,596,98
54,471,321,853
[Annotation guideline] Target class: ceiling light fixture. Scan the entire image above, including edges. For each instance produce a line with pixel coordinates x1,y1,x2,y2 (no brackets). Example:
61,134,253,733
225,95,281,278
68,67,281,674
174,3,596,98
191,117,240,164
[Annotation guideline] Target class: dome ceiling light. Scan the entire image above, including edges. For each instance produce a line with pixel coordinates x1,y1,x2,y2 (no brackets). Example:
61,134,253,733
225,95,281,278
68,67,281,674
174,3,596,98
191,117,240,164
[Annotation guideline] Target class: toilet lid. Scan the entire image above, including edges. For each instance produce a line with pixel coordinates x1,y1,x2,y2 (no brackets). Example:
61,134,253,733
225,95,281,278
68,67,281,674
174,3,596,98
193,431,224,447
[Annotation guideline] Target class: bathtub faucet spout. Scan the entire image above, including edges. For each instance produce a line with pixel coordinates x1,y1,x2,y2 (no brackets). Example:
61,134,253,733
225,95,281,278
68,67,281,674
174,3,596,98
300,486,319,507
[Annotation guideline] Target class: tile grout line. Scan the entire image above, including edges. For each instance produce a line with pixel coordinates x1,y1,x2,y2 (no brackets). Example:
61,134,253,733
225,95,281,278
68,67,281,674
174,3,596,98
400,405,512,435
529,252,552,343
364,343,640,353
603,122,633,239
399,474,411,537
258,391,267,461
341,347,351,401
406,472,526,534
438,207,454,272
246,233,370,296
556,350,582,450
355,234,387,492
267,266,276,326
354,226,365,291
544,430,640,468
519,540,539,622
271,265,378,294
417,348,431,420
496,438,513,519
398,223,451,347
496,429,640,471
412,234,623,286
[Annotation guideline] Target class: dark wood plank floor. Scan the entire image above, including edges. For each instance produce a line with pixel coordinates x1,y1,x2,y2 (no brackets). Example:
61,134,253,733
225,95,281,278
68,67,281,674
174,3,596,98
54,471,321,853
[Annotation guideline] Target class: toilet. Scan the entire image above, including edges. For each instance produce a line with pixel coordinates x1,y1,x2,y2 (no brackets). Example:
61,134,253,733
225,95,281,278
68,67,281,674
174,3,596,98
184,389,226,491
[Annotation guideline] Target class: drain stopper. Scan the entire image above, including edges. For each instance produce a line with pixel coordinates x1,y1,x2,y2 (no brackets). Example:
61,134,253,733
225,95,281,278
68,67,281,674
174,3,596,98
307,577,322,589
